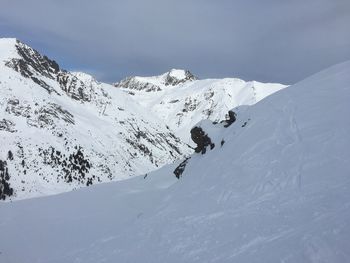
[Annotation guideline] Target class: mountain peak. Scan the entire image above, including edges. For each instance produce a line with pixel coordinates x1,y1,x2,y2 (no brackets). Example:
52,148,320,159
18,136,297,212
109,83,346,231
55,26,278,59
0,37,18,44
71,71,100,86
0,38,21,61
168,68,187,77
115,69,197,92
163,69,197,86
0,38,191,201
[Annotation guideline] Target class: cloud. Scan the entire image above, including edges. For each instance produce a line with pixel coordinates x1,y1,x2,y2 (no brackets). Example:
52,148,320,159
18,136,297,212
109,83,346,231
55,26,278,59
1,0,349,84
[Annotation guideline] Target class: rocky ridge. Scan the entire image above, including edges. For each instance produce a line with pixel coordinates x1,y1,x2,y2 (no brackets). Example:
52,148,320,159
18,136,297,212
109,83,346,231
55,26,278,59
0,38,191,200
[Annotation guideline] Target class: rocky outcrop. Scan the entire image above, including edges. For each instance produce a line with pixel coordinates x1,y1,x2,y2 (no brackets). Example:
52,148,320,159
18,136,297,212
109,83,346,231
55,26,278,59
164,70,197,86
0,160,13,200
5,39,95,101
5,99,74,130
0,119,17,133
0,39,192,200
5,40,59,79
5,40,60,94
190,126,215,154
173,157,190,179
57,72,92,101
115,69,197,92
116,77,162,92
223,110,236,128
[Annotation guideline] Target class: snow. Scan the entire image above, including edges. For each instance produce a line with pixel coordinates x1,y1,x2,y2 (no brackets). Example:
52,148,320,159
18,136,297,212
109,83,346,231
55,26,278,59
71,71,99,84
0,38,19,61
168,68,187,79
0,39,283,200
0,39,191,200
119,69,190,88
119,75,286,142
1,61,349,262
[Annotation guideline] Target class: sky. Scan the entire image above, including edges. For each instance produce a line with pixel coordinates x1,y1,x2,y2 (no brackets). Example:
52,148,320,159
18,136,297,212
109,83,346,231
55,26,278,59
0,0,349,84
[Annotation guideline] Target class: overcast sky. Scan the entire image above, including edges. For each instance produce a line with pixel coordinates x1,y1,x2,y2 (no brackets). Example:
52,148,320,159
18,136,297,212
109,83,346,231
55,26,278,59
1,0,349,84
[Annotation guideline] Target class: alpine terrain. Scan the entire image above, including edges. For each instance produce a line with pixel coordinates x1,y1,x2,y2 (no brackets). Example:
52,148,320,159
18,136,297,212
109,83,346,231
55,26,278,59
0,38,285,200
115,69,286,142
0,39,349,263
0,38,192,200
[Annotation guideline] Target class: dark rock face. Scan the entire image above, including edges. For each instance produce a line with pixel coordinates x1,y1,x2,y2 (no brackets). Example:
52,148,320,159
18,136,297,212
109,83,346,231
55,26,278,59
116,77,162,92
5,40,93,101
124,120,183,166
56,72,92,101
164,70,197,86
5,40,60,94
174,157,190,179
6,40,59,79
36,103,75,127
183,97,199,113
0,160,14,200
0,119,17,133
223,110,236,128
1,40,191,199
190,126,215,154
5,99,74,130
115,70,197,92
6,99,31,118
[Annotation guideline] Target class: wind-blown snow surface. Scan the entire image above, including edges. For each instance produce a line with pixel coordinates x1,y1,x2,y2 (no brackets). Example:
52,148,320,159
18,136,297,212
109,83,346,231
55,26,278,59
116,69,286,142
1,62,349,262
0,38,191,200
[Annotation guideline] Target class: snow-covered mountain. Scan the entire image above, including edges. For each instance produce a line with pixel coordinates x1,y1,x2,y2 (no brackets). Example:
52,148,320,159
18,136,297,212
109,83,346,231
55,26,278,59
0,38,192,200
0,38,287,201
1,59,349,262
115,69,286,142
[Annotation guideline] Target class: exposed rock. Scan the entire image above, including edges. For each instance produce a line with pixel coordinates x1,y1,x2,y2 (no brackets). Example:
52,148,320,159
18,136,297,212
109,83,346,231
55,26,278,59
5,40,95,100
35,103,75,128
116,77,162,92
5,99,74,129
0,39,193,200
221,139,225,147
5,40,59,80
223,110,236,128
0,160,14,200
190,126,215,154
56,72,92,101
115,69,197,92
183,97,199,113
164,70,197,86
174,157,191,179
6,99,31,117
5,40,60,94
0,119,17,133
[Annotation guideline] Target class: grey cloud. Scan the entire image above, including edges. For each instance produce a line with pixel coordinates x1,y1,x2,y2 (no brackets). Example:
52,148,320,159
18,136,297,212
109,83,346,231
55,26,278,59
0,0,349,84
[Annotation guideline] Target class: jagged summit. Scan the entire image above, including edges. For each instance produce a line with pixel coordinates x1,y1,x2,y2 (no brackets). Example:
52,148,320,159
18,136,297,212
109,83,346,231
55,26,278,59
71,71,100,86
114,69,197,92
0,39,191,200
1,61,349,262
164,69,197,86
0,38,285,201
117,69,287,141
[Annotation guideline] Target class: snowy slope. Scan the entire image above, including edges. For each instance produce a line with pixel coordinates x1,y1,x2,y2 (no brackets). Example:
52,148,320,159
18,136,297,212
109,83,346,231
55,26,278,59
1,61,349,262
0,38,191,200
115,69,286,142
